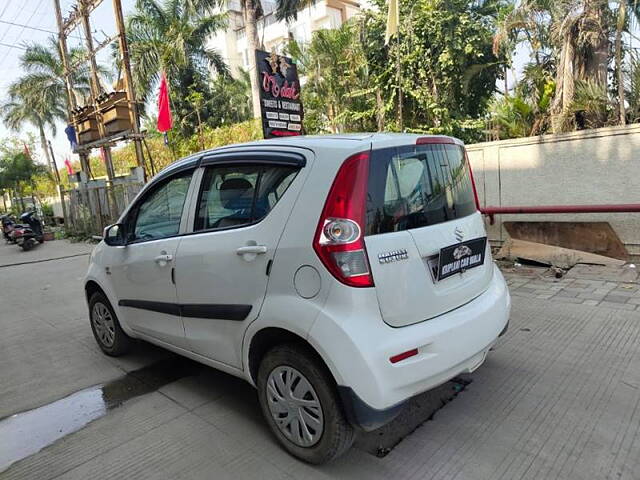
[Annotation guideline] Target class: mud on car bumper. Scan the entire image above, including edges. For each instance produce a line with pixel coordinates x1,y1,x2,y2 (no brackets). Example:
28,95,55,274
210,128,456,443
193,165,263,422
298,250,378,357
336,339,498,431
337,386,406,432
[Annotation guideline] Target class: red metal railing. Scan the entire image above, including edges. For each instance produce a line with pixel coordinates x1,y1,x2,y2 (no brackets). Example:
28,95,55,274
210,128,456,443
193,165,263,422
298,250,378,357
481,204,640,225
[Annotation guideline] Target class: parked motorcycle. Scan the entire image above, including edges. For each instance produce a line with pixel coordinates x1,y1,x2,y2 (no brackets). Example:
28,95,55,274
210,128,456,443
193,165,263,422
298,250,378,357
1,214,23,243
13,211,44,251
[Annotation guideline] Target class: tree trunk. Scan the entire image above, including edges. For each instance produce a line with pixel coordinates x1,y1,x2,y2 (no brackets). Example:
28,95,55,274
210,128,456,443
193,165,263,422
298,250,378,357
616,0,627,125
585,0,609,89
15,182,25,213
503,64,509,97
376,89,385,131
38,124,55,174
551,34,575,132
243,0,263,119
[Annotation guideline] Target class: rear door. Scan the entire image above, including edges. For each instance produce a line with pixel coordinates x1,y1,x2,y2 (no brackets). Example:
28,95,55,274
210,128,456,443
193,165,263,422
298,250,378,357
174,151,309,368
364,140,492,327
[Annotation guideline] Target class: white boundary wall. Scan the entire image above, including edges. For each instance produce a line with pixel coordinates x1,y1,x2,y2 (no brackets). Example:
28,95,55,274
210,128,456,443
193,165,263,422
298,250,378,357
466,124,640,255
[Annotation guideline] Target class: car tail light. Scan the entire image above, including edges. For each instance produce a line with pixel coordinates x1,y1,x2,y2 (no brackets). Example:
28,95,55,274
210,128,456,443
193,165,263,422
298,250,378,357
313,151,374,288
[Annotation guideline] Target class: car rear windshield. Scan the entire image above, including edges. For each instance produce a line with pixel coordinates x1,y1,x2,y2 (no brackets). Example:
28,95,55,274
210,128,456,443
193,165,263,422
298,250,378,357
366,143,477,235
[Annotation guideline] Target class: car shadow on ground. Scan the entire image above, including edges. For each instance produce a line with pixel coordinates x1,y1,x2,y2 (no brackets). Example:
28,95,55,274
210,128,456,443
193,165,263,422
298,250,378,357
124,342,473,458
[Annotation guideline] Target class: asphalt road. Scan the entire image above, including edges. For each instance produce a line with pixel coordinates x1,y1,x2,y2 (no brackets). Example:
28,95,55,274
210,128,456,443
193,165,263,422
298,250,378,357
1,241,639,479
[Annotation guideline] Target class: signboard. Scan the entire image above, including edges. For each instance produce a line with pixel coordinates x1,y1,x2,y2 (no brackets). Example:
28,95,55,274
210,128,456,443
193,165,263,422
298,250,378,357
255,50,304,139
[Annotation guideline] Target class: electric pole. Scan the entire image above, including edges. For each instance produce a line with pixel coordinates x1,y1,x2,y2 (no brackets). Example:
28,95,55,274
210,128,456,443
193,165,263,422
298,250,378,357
113,0,146,181
53,0,91,174
48,140,68,223
78,0,116,182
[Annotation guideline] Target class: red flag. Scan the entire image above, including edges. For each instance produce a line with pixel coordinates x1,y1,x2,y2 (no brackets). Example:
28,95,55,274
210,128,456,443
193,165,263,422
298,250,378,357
157,72,173,133
99,147,106,163
64,158,73,175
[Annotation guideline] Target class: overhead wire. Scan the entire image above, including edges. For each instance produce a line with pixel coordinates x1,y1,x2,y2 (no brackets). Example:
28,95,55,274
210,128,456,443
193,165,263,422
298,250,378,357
0,19,83,39
0,0,14,20
0,41,27,50
0,0,48,67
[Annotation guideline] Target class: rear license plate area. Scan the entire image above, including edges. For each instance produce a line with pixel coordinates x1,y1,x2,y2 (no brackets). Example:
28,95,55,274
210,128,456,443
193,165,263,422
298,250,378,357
434,237,487,281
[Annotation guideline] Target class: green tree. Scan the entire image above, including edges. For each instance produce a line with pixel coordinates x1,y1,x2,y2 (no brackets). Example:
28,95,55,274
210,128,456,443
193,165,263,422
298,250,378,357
125,0,228,135
487,60,556,139
1,84,64,178
209,68,253,125
291,0,508,142
289,23,379,134
626,52,640,122
495,0,612,132
1,38,99,175
0,142,48,212
17,37,98,110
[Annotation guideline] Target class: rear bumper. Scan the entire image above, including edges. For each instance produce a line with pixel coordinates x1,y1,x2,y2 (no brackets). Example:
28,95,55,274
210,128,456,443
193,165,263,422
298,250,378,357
309,264,510,428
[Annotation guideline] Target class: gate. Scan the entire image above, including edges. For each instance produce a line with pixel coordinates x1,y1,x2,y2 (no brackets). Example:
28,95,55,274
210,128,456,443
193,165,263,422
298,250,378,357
62,182,143,237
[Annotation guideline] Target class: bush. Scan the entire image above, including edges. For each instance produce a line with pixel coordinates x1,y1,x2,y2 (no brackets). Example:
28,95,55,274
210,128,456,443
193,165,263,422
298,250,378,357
111,119,262,175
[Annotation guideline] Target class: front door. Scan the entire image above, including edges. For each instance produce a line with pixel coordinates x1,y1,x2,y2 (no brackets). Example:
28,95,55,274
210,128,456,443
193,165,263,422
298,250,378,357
175,157,305,368
109,170,194,348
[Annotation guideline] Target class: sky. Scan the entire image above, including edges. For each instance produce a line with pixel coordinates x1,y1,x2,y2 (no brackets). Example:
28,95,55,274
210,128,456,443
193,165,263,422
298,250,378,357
0,0,136,165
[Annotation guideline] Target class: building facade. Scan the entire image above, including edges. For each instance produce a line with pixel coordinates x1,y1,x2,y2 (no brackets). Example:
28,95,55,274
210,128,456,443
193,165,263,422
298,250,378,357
209,0,362,77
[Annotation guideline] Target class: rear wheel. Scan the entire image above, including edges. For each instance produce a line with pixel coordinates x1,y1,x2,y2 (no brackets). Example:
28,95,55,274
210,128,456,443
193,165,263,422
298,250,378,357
20,239,33,251
89,291,132,356
257,344,355,464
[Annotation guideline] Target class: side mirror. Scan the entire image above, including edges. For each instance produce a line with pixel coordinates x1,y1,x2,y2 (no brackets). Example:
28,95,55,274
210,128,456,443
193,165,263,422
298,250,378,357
103,223,126,247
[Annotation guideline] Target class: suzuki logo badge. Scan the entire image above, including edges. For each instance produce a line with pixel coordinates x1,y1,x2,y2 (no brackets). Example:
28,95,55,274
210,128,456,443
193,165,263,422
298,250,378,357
454,227,464,242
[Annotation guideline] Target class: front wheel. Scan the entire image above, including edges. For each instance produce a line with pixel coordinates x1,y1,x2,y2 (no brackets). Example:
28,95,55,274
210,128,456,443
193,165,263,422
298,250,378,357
257,344,355,464
89,291,133,356
20,239,33,251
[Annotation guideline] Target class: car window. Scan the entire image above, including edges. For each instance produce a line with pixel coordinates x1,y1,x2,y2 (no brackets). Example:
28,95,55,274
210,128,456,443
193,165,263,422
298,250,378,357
131,172,193,241
195,164,298,232
366,144,476,235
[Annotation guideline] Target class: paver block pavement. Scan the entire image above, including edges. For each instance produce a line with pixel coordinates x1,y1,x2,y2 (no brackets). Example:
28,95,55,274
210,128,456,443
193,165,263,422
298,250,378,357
3,247,640,480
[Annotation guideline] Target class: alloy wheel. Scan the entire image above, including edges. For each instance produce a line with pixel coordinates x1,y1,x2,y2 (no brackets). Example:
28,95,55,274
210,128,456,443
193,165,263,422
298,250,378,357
92,302,115,348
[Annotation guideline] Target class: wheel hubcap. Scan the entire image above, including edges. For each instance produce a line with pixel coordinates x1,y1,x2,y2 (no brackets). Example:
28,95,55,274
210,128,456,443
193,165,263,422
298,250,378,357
92,302,115,348
266,366,324,447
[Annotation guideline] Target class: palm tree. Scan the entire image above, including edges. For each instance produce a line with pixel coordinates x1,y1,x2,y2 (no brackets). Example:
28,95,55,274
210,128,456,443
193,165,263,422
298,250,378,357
0,38,96,176
126,0,228,133
17,37,98,114
241,0,263,118
1,83,65,176
495,0,610,132
612,1,640,125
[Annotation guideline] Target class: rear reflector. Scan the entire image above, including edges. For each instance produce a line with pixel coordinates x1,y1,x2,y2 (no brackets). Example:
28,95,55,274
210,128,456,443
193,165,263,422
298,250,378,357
389,348,419,364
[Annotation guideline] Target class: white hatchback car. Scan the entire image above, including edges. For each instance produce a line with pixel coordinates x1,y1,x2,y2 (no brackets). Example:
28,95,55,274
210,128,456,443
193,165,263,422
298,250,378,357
85,133,510,463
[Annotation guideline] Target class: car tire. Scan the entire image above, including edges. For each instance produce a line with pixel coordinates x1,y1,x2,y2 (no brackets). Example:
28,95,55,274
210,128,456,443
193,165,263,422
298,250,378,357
89,291,133,356
257,343,355,464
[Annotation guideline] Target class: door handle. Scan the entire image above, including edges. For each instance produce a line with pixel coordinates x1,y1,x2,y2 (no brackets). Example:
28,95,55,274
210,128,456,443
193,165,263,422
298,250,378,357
154,254,173,264
236,245,268,255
